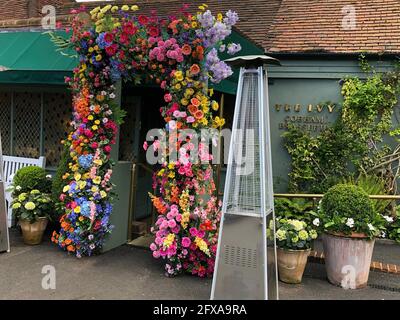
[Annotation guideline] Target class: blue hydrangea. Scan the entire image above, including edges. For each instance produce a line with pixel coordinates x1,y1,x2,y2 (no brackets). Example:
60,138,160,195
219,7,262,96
78,154,93,169
80,201,91,218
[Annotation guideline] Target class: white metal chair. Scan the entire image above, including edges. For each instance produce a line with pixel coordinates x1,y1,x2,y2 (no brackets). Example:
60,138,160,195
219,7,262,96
3,156,46,227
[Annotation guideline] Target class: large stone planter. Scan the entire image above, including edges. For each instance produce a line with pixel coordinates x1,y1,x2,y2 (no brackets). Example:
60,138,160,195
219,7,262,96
277,247,310,284
19,217,48,245
322,232,375,289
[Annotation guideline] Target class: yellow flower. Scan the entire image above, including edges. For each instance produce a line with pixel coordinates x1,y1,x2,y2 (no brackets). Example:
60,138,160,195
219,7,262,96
24,202,36,210
88,47,94,53
211,101,219,111
180,98,189,106
79,216,84,222
168,162,175,170
94,120,100,125
100,190,107,198
181,212,190,229
74,206,81,213
100,4,112,13
12,202,21,209
30,189,40,194
78,181,86,190
217,13,223,21
92,125,98,131
95,54,102,62
93,176,101,184
18,193,27,202
93,159,103,166
174,83,182,90
95,25,103,33
213,116,225,128
209,88,214,97
299,230,309,241
163,233,175,248
131,5,139,11
168,172,175,179
74,173,81,181
191,21,198,28
91,186,99,193
194,237,210,256
121,5,129,11
90,7,101,15
111,6,119,13
63,185,70,193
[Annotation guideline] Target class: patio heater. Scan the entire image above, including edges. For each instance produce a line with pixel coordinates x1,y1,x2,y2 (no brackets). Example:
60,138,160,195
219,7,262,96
210,55,280,300
0,131,10,253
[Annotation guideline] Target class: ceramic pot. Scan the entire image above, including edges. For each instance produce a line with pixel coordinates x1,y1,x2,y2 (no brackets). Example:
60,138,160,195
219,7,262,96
322,232,375,289
277,247,310,284
19,217,48,245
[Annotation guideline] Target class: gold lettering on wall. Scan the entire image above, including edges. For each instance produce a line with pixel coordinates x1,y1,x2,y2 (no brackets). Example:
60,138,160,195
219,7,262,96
275,103,337,113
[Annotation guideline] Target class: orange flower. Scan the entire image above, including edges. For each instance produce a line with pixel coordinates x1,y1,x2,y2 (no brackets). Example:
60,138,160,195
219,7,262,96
194,110,204,120
93,105,101,114
190,64,200,75
67,245,75,252
190,98,200,107
188,104,198,115
182,44,192,56
65,238,72,245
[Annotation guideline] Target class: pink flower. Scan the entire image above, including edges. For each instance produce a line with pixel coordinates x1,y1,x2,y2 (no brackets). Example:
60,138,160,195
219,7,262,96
153,250,160,258
181,237,191,248
143,141,148,151
186,116,195,123
150,243,157,251
104,145,112,153
189,227,198,237
164,93,172,103
197,230,205,238
167,219,177,229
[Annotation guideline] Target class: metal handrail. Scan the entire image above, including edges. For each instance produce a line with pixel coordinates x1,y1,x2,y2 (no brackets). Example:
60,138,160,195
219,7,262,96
274,193,400,200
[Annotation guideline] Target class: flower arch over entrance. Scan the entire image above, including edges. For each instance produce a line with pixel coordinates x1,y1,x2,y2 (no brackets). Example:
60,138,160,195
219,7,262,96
51,4,240,277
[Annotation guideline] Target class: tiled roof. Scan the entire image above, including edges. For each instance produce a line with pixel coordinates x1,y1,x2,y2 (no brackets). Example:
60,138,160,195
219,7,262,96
267,0,400,54
2,0,400,54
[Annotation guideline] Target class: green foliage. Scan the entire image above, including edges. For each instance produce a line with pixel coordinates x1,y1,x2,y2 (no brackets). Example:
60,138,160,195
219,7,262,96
274,198,316,225
268,217,318,250
319,184,384,239
340,174,391,215
284,56,400,193
13,166,51,194
11,190,53,223
52,143,72,216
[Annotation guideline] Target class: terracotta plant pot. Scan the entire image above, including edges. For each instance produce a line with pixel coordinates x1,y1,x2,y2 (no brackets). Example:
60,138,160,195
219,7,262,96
322,232,375,289
19,217,48,245
277,247,310,284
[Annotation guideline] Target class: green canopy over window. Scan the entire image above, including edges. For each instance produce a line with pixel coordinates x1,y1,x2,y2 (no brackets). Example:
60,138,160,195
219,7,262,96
0,30,76,84
0,29,263,93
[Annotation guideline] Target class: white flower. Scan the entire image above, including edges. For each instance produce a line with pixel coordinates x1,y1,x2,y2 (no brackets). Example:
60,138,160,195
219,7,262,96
383,215,394,223
346,218,355,228
46,174,52,179
313,218,320,227
109,93,116,99
368,223,375,231
15,185,21,191
381,231,386,238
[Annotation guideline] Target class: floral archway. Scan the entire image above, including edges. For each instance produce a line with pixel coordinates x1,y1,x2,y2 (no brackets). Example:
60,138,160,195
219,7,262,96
51,3,240,277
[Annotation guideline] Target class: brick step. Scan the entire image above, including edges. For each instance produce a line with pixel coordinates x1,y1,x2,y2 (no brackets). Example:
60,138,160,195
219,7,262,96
308,250,400,274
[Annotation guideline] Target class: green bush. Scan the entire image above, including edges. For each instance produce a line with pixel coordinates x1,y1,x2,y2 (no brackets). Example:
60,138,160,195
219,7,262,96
319,184,384,239
52,144,71,203
13,166,51,194
274,198,316,225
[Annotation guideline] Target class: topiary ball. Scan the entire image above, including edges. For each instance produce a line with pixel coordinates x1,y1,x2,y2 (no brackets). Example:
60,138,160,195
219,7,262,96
321,184,375,220
13,166,51,194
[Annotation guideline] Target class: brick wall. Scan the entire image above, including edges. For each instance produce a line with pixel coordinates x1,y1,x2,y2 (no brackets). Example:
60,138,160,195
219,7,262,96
0,0,64,21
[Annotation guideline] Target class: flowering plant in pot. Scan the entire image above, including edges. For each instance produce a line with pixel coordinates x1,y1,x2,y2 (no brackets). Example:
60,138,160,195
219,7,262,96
318,184,385,289
11,190,53,245
268,217,318,284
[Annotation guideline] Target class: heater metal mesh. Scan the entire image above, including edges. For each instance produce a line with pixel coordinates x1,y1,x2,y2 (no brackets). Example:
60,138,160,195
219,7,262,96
225,71,262,217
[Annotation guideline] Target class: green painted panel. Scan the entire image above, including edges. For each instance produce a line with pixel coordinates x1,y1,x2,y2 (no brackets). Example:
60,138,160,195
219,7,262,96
103,161,132,251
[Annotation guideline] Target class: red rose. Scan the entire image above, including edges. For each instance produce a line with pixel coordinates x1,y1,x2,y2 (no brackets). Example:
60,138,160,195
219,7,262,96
104,32,114,43
138,15,149,25
148,26,159,37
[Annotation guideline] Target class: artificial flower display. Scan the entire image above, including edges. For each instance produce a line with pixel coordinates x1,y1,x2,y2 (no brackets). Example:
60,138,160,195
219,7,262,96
52,4,239,276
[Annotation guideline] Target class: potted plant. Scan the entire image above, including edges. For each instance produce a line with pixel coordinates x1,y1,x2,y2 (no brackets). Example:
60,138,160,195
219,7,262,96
268,217,318,284
11,189,53,245
318,184,384,289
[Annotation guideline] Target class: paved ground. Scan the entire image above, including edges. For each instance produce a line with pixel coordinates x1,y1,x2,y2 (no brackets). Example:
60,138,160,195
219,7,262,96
1,229,400,300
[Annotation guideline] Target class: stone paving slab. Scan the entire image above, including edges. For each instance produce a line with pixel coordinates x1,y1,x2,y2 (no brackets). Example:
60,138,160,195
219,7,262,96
0,230,399,300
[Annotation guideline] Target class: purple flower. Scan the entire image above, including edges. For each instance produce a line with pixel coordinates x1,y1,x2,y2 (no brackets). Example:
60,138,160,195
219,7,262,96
227,43,242,55
224,10,239,27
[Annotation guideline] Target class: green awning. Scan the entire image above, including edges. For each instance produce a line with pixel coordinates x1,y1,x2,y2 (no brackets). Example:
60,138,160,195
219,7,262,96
0,31,76,84
0,29,263,91
210,30,264,95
